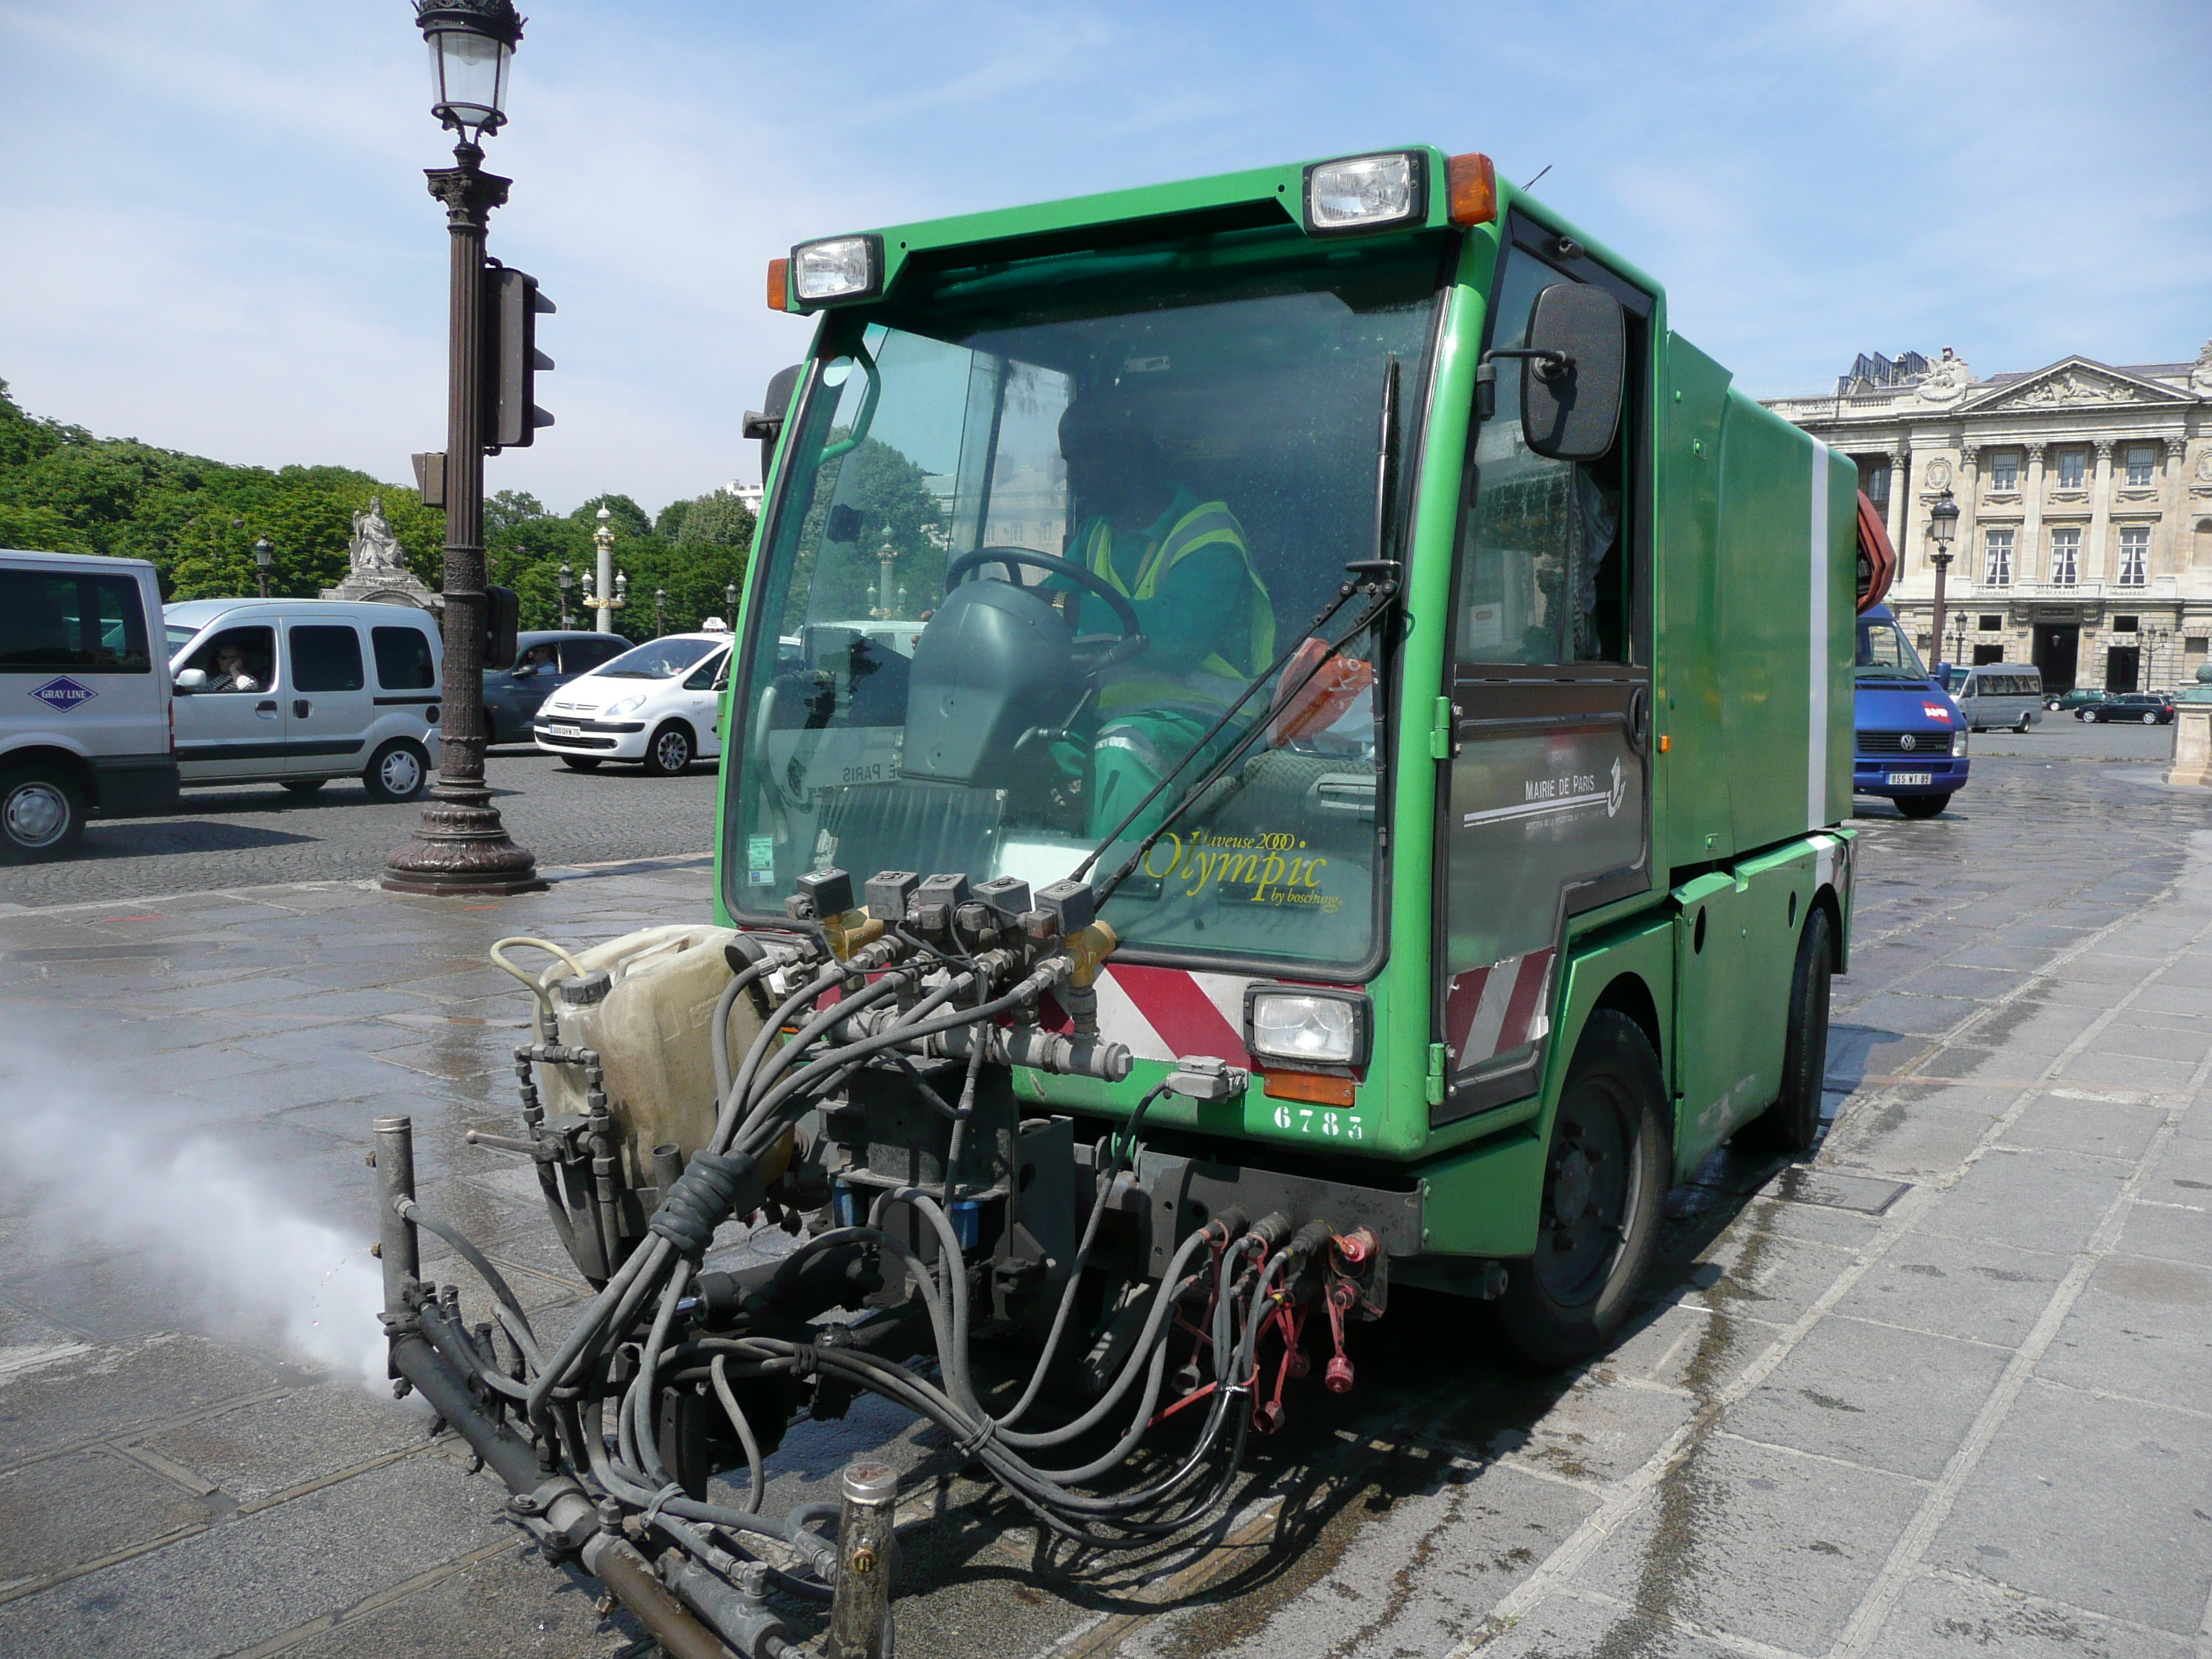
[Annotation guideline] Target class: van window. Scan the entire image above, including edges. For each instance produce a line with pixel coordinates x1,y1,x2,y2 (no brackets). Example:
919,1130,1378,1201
181,625,276,691
292,624,366,692
561,637,626,674
0,570,152,673
683,647,730,691
372,625,437,690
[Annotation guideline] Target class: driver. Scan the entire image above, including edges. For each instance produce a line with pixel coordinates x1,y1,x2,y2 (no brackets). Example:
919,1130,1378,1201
1051,396,1274,840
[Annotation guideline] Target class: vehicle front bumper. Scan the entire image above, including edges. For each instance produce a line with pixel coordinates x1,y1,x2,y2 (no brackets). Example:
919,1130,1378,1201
534,717,648,759
1853,756,1969,798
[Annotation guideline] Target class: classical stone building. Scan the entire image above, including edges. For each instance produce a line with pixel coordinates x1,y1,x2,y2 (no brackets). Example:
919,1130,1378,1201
1766,343,2212,693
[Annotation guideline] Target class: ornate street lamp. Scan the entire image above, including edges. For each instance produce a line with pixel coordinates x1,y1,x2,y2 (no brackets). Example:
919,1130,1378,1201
557,562,573,629
724,580,739,623
253,536,273,600
654,586,667,637
1926,487,1960,675
385,0,541,895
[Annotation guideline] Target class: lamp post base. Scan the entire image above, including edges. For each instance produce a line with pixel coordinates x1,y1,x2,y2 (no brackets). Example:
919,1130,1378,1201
380,785,547,896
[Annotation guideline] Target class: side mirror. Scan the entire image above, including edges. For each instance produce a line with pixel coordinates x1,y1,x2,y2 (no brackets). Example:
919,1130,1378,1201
174,667,207,691
1520,283,1625,462
742,364,804,483
510,661,537,679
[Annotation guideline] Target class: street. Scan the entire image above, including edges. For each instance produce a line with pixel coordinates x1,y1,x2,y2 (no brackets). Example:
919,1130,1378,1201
0,740,2208,1658
0,750,723,912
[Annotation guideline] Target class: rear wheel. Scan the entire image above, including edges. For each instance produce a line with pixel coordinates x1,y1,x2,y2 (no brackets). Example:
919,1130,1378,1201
642,721,693,776
2143,711,2158,725
1896,793,1950,819
0,765,85,862
2015,714,2031,733
281,777,328,796
1737,909,1834,1155
362,739,429,803
1495,1011,1668,1367
560,755,602,771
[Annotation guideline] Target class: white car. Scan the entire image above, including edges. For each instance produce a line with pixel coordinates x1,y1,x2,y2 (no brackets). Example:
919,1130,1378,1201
533,631,729,775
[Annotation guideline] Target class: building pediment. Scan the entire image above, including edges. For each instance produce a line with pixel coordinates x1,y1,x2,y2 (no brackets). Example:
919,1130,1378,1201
1961,357,2195,415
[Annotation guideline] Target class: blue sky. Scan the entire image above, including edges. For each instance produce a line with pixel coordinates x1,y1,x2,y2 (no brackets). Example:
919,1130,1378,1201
2,0,2208,515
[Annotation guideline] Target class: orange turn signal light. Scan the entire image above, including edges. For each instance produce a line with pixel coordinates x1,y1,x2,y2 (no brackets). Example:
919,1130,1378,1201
766,257,789,313
1658,734,1672,753
1262,1069,1357,1107
1447,153,1497,227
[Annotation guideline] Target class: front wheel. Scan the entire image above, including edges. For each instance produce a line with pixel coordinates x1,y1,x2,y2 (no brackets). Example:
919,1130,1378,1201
1495,1011,1668,1367
1896,793,1951,819
0,765,85,862
363,739,430,803
2015,715,2031,733
1737,909,1834,1154
642,721,693,776
281,778,328,796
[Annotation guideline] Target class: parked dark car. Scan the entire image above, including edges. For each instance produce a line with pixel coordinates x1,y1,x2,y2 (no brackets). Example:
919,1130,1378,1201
2046,688,2110,714
482,631,634,745
2085,693,2175,725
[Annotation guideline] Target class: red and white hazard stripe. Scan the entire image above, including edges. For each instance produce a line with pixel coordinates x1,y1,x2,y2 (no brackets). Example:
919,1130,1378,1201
1091,966,1254,1067
1444,948,1555,1070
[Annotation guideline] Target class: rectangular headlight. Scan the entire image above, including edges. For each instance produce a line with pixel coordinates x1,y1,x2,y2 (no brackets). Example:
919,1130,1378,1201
1953,730,1969,756
790,235,882,305
1303,151,1426,237
1244,986,1371,1069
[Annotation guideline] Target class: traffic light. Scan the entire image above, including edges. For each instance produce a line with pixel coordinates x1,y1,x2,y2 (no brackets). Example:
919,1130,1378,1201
484,585,520,670
484,265,554,451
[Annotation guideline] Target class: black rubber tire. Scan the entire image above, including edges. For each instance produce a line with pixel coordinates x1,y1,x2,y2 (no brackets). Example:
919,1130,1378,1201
1495,1010,1668,1368
2015,716,2031,733
560,755,602,771
362,739,431,803
1895,793,1950,819
1736,908,1835,1155
0,763,86,862
281,778,328,796
642,721,693,776
2142,711,2158,725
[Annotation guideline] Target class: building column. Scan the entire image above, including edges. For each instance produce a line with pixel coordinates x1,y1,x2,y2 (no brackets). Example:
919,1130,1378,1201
2088,438,2116,579
2162,437,2190,575
1885,446,1909,567
2022,442,2047,583
1959,441,1981,589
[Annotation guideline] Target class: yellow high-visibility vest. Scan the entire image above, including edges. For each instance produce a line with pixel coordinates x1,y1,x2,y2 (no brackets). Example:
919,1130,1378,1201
1076,499,1274,713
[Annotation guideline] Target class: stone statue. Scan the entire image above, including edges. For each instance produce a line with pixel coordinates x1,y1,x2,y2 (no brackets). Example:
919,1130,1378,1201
1915,348,1972,404
2190,339,2212,399
349,496,407,574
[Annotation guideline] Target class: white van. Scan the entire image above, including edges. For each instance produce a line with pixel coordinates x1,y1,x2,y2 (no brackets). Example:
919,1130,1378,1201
164,599,443,801
1942,663,2044,733
1,550,177,860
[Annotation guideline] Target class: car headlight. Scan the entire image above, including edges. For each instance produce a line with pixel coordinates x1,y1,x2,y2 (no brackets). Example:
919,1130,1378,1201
1244,986,1370,1069
1303,151,1426,237
605,694,647,718
1953,730,1969,757
791,235,883,305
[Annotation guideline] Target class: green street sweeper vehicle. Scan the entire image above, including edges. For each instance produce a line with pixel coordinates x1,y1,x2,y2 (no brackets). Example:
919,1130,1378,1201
377,145,1858,1655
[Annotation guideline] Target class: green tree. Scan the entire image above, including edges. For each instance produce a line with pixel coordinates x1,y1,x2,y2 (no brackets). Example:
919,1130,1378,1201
572,493,650,539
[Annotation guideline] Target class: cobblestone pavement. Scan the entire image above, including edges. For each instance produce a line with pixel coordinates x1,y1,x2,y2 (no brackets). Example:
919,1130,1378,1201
0,748,721,912
0,752,2206,1658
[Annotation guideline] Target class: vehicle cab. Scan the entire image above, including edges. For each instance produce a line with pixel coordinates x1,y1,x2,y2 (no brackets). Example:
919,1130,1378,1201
1855,603,1966,818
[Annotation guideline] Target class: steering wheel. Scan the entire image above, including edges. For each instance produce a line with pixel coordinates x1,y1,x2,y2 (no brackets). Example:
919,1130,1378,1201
943,546,1143,641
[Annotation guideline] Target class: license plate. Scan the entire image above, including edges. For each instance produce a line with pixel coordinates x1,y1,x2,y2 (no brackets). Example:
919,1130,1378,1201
1888,772,1932,786
547,723,580,739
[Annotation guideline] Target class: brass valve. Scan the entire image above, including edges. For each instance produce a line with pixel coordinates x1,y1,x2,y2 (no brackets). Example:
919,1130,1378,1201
822,908,886,963
1061,920,1118,989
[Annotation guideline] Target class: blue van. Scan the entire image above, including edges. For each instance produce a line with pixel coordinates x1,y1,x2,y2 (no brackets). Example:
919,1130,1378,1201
1855,603,1967,819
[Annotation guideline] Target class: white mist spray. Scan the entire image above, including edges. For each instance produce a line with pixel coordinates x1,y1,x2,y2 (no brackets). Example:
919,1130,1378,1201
0,1029,387,1388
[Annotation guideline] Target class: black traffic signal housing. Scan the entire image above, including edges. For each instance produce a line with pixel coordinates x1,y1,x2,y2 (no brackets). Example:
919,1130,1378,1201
484,585,520,670
484,264,554,451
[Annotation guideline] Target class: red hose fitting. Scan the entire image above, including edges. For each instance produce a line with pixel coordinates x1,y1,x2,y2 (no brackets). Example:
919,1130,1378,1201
1323,1279,1358,1395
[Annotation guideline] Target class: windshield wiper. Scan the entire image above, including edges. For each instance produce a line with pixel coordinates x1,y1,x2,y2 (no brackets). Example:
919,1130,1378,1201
1073,356,1404,902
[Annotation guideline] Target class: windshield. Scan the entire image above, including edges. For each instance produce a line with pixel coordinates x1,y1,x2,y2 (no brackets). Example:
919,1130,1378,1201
598,638,719,679
1856,616,1930,683
723,228,1445,969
